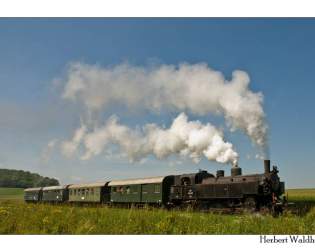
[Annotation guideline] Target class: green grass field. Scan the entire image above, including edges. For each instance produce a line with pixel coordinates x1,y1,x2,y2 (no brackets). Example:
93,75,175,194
286,188,315,202
0,188,24,201
0,188,314,234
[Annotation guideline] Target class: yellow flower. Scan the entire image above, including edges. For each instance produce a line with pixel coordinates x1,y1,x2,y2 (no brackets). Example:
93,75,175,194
42,216,49,225
0,209,9,216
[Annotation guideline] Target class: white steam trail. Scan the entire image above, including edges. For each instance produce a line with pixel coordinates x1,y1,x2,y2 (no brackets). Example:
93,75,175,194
40,139,58,164
62,62,268,148
61,113,238,165
61,125,87,158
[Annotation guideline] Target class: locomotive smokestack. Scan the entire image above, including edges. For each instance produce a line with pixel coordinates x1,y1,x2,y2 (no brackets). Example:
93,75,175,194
216,170,224,177
231,163,242,176
264,159,270,174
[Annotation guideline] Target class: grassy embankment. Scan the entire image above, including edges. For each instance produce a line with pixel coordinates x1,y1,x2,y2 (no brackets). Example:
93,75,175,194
0,188,314,234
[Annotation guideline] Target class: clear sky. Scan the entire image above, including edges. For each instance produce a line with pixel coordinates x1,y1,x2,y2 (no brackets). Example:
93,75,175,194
0,18,314,188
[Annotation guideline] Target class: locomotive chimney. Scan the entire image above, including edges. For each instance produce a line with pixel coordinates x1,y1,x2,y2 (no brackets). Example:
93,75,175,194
264,159,271,174
216,170,224,178
231,163,242,176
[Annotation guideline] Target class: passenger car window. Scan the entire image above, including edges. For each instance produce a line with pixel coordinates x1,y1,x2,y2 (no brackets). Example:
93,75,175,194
119,186,124,193
133,186,137,193
154,184,160,193
142,185,147,194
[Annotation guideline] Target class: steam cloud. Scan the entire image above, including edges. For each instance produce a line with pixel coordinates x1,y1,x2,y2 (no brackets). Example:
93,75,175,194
61,125,86,158
63,62,267,147
61,113,238,165
56,61,269,164
40,139,58,164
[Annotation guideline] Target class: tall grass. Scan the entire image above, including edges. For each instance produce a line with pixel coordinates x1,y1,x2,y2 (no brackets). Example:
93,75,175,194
0,201,314,234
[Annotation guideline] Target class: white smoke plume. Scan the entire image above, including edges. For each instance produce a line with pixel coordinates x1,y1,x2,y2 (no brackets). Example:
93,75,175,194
40,139,58,164
62,113,238,165
62,62,268,148
61,124,87,158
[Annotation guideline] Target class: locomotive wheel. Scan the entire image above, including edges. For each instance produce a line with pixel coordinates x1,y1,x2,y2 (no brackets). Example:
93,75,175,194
243,197,257,212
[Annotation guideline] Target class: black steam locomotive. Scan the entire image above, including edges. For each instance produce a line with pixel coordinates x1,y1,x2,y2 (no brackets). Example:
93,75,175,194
24,159,285,215
169,160,285,214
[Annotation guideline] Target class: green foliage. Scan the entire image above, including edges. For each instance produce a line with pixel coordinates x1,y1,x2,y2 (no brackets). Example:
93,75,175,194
0,169,59,188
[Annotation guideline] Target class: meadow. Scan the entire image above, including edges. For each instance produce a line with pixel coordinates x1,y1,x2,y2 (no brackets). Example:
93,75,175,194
0,188,24,201
0,188,314,234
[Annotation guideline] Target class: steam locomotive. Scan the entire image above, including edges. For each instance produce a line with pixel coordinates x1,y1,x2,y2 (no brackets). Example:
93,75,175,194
24,159,286,215
169,160,285,214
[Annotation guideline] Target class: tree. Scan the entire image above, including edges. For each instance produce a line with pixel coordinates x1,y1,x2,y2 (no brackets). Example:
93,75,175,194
0,168,60,188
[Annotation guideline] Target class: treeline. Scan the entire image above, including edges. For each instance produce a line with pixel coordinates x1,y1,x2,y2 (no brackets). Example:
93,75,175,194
0,168,59,188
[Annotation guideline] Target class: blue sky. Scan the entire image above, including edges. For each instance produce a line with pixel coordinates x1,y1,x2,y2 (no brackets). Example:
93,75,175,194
0,18,314,188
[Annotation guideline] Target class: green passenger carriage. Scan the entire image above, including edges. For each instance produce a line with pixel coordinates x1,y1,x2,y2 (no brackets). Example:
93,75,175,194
42,185,70,203
108,176,174,205
24,187,42,202
68,182,110,203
